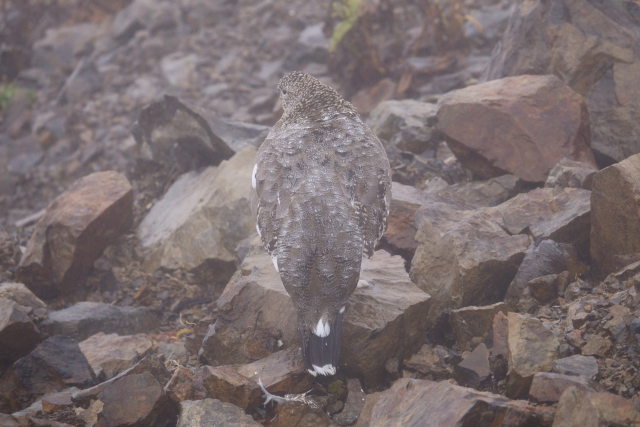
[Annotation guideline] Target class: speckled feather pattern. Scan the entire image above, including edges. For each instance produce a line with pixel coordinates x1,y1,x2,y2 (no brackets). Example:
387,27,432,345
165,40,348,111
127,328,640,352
253,72,391,350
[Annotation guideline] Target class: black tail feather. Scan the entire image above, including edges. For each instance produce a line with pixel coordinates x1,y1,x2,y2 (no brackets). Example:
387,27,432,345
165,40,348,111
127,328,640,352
301,311,344,376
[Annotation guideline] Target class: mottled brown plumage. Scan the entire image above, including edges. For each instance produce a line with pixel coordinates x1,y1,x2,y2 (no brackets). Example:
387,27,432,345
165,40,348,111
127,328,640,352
252,72,391,376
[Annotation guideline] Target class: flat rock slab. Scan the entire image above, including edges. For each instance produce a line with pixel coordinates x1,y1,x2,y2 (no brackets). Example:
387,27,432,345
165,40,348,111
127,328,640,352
552,355,598,380
42,301,160,341
356,378,552,427
590,153,640,274
177,399,260,427
79,332,155,380
506,313,560,398
18,171,133,299
201,347,312,410
0,298,42,366
437,74,595,182
553,386,640,427
203,250,430,389
0,336,95,413
529,372,596,403
137,147,256,285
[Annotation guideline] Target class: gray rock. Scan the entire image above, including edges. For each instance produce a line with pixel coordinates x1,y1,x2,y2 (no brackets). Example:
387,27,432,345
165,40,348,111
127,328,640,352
178,399,260,427
203,250,431,389
437,174,520,208
137,147,255,283
529,372,596,403
0,282,47,318
368,100,438,154
455,343,491,389
17,171,133,299
112,0,178,41
42,302,160,341
0,298,43,366
161,53,200,88
333,378,366,426
32,23,99,73
545,158,597,190
79,333,155,380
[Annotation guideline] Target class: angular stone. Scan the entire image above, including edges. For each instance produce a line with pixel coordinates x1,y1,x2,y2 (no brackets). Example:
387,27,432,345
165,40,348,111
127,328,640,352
137,147,255,284
438,174,520,208
379,183,422,259
79,333,155,380
545,158,597,190
527,274,560,304
177,399,260,427
164,366,206,403
272,402,332,427
455,343,490,388
484,0,640,163
17,171,133,298
552,355,599,380
204,250,430,389
356,378,552,427
0,282,47,315
96,372,177,426
450,302,506,351
505,240,585,311
529,372,595,403
411,208,530,323
488,188,591,250
42,302,160,341
437,75,595,182
368,100,438,154
131,95,234,171
0,298,42,366
201,348,312,410
581,334,611,357
590,153,640,274
32,23,99,73
553,386,640,427
0,336,95,413
0,414,18,426
41,387,78,414
403,345,454,379
506,313,559,398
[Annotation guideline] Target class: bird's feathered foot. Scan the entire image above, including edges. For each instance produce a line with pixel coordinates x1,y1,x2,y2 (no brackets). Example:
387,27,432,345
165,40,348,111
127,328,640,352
257,377,320,409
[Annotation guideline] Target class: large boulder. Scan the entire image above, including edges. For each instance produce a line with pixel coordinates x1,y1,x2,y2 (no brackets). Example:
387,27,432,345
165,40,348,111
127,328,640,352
17,171,133,298
484,0,640,163
137,147,256,286
202,250,431,389
590,153,640,274
356,378,552,427
437,74,595,182
553,386,640,427
177,399,260,427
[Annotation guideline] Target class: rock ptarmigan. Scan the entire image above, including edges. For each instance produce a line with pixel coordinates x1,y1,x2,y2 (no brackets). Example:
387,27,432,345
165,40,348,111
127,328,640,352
252,72,391,376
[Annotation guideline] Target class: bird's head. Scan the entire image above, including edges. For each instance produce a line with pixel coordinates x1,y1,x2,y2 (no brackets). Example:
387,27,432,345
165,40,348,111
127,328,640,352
277,71,355,123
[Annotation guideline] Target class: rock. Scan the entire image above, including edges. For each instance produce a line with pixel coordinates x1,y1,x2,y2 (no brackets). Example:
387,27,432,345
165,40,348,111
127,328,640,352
177,398,260,427
137,147,255,282
0,298,42,366
506,313,559,398
32,23,99,73
0,282,47,316
379,183,422,259
0,414,18,426
41,387,77,414
42,301,160,341
505,240,585,311
205,116,269,153
590,153,640,274
581,334,611,357
403,344,455,379
161,53,199,88
438,174,520,208
545,158,597,190
79,333,155,380
204,250,431,389
272,402,332,427
200,347,312,410
484,0,640,163
131,95,234,172
529,372,595,403
437,74,595,182
553,386,640,427
95,372,177,426
356,378,552,427
487,188,591,251
164,366,206,403
59,59,102,103
112,0,178,41
411,207,530,323
368,100,438,154
350,78,397,115
527,274,561,304
454,343,490,389
17,171,133,298
333,378,366,426
450,302,506,351
0,336,95,413
552,355,599,380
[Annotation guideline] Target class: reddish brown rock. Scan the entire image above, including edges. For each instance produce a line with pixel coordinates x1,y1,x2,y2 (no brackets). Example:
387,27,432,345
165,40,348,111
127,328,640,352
553,386,640,427
590,153,640,274
177,398,260,427
545,158,597,190
355,378,553,427
581,334,611,357
201,347,312,410
506,313,559,398
403,345,454,379
529,372,596,403
17,171,133,298
164,366,206,403
79,333,155,380
437,74,595,182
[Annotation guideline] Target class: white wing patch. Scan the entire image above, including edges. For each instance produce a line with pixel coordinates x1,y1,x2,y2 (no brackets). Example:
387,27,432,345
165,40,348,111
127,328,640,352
256,223,262,238
313,318,330,337
271,255,279,272
312,364,336,376
251,163,258,189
